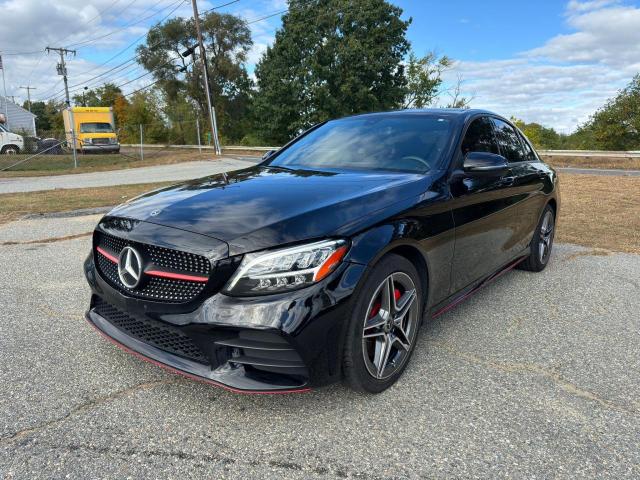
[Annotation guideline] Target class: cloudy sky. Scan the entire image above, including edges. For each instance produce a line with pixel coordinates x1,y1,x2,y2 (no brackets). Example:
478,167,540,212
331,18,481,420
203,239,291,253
0,0,638,132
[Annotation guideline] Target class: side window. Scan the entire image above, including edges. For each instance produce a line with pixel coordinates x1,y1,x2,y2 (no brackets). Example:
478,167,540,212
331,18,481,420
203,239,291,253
461,117,499,155
491,118,527,163
517,131,538,162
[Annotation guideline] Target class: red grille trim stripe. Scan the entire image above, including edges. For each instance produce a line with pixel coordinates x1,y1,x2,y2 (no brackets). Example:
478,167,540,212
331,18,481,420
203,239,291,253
96,246,118,264
145,270,209,283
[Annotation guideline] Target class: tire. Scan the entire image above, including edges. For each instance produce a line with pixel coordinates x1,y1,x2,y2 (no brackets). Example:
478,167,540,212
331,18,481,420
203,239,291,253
518,204,556,272
1,145,19,155
343,254,423,393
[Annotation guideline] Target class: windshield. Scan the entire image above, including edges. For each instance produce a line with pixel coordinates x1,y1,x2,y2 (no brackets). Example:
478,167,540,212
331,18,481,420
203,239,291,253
266,115,452,173
80,122,114,133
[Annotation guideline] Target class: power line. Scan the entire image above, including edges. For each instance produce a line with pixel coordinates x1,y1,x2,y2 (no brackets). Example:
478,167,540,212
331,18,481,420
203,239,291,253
40,0,239,102
67,0,172,50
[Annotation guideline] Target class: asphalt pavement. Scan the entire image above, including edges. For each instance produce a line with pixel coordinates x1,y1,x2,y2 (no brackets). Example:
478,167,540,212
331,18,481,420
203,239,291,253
0,214,639,479
0,157,259,194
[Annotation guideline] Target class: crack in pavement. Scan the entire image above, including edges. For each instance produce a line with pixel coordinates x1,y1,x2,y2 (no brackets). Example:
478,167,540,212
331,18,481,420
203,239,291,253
0,232,92,246
430,341,638,415
0,379,182,445
8,441,379,479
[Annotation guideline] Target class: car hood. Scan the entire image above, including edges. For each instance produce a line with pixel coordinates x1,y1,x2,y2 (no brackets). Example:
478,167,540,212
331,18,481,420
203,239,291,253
108,165,431,255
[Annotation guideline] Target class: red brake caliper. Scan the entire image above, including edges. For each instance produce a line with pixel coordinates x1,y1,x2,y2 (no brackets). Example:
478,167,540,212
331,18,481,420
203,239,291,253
368,288,402,319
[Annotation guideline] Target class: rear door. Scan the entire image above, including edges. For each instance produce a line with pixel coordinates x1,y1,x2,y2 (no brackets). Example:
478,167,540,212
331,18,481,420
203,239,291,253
491,118,547,252
449,116,523,292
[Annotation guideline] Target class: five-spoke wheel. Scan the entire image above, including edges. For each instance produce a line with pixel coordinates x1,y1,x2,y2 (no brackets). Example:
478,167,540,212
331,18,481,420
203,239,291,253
362,272,419,380
343,254,423,393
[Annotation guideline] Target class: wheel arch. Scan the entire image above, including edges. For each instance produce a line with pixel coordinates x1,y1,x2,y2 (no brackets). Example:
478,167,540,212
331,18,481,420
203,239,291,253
1,144,20,154
348,224,431,313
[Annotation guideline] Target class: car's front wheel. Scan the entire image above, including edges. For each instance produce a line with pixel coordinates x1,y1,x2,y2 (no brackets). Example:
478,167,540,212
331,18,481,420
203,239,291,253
1,145,19,155
343,254,422,393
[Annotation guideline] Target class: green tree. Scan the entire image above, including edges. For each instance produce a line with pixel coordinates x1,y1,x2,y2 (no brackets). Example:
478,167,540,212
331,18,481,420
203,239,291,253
119,90,168,143
72,83,129,126
254,0,411,145
511,117,566,150
136,12,253,142
570,74,640,150
403,52,452,108
25,101,51,132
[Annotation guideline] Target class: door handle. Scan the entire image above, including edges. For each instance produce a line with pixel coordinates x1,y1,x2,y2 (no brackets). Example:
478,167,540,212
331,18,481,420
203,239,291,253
502,176,515,186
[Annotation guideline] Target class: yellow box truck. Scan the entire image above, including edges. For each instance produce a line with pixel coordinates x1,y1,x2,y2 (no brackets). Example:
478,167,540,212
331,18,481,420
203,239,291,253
62,107,120,153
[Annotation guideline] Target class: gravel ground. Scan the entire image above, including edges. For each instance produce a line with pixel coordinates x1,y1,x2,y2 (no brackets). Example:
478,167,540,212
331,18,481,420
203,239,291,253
0,157,258,194
0,215,638,479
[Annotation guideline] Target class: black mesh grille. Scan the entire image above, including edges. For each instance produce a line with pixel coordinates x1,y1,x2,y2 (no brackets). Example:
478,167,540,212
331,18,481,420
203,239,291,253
95,231,211,303
93,298,207,364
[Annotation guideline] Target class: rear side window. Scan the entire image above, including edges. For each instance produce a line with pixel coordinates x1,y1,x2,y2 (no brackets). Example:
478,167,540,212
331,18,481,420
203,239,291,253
461,117,499,155
491,118,527,163
518,132,538,161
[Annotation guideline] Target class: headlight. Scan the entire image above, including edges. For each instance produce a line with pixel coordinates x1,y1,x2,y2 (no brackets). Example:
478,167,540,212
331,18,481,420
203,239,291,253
109,137,117,144
83,138,93,145
224,239,349,295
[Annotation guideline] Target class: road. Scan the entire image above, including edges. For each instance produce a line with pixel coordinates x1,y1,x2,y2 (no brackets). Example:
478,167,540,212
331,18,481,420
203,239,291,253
0,214,638,478
0,157,259,194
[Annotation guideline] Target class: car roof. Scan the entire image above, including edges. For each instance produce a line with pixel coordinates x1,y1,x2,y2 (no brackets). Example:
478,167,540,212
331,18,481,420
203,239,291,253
340,108,502,123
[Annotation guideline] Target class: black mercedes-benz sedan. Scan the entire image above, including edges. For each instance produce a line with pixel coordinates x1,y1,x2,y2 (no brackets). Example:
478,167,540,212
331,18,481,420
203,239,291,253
84,109,559,394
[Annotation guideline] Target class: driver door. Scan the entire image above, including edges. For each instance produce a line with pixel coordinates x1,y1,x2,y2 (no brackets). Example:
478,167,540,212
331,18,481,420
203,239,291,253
449,116,523,292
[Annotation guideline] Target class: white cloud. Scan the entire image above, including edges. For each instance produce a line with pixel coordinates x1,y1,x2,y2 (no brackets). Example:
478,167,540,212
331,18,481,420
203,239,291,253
449,0,640,132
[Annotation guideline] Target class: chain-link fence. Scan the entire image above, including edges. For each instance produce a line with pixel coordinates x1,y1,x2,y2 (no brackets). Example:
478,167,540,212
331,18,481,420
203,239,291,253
0,116,227,174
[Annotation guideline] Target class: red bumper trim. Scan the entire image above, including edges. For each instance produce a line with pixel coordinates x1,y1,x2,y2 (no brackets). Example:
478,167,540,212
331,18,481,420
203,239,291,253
86,315,312,395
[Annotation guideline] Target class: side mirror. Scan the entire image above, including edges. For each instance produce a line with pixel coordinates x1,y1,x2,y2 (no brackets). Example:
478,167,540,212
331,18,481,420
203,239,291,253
261,149,276,161
463,152,509,176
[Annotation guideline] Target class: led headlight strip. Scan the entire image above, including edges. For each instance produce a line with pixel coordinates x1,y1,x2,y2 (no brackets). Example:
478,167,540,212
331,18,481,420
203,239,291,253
224,239,349,295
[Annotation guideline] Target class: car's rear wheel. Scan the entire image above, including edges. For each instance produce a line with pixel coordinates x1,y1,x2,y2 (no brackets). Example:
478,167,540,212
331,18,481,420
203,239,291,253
343,254,422,393
518,204,555,272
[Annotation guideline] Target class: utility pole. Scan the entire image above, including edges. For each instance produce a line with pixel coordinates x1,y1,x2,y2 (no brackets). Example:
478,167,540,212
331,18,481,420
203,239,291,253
190,0,221,155
19,86,36,112
46,47,76,106
46,47,77,167
0,53,9,130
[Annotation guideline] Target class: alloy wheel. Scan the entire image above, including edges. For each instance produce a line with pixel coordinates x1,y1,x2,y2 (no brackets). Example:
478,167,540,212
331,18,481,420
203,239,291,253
538,210,555,263
362,272,419,380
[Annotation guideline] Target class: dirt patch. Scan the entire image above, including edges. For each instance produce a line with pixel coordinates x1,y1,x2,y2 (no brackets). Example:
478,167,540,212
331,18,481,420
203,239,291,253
0,149,220,178
0,182,172,226
0,231,92,246
556,173,640,254
543,155,640,171
564,249,614,261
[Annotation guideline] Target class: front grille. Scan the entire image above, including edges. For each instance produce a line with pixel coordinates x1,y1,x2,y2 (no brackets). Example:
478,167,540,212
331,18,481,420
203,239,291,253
95,231,211,303
92,138,110,145
93,298,207,364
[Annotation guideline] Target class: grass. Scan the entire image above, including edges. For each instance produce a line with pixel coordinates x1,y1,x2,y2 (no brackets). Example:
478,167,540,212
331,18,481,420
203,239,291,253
0,172,638,254
555,173,640,254
0,182,172,225
0,149,219,177
543,154,640,170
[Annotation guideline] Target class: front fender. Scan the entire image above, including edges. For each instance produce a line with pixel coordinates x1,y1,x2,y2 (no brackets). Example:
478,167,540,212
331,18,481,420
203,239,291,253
347,209,455,309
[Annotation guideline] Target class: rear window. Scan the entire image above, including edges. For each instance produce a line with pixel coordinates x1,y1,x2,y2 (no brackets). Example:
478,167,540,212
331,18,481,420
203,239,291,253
80,122,114,133
491,118,527,163
266,115,452,173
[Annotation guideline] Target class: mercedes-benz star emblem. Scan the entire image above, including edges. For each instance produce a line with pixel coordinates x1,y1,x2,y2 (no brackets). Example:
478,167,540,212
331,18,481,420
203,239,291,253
118,246,143,289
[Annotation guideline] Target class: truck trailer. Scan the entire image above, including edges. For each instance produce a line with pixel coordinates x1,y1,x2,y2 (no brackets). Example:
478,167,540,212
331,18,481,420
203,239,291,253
63,107,120,153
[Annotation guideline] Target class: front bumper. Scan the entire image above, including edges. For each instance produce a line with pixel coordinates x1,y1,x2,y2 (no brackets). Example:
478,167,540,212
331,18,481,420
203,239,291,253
81,144,120,153
84,251,367,393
